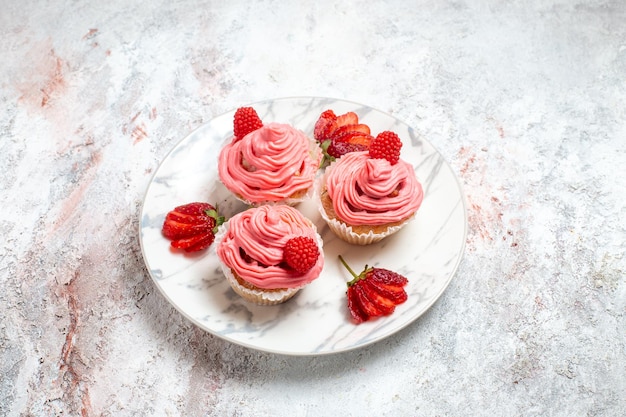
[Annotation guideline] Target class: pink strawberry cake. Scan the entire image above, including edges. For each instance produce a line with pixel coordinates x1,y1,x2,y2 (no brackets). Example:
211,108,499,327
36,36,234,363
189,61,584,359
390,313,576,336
317,131,424,245
218,107,321,205
215,205,324,305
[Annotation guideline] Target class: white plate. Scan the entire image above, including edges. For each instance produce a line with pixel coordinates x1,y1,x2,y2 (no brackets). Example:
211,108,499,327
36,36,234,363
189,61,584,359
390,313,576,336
139,97,467,355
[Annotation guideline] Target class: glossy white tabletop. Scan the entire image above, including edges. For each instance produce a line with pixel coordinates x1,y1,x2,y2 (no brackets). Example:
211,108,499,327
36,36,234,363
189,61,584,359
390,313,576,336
1,1,624,416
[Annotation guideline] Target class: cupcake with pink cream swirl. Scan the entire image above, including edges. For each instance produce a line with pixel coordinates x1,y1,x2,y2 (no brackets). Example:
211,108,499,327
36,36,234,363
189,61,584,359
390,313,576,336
215,205,324,305
318,149,424,245
218,110,321,205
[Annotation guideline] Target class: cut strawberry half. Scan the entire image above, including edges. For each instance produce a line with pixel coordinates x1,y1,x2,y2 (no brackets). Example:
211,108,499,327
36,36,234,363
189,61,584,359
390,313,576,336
162,202,225,253
326,141,368,159
314,109,337,141
339,255,409,324
334,111,359,127
332,123,371,139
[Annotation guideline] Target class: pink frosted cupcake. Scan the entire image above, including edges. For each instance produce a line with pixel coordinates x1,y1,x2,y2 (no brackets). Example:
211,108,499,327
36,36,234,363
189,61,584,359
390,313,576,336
215,205,324,305
218,107,322,206
317,131,424,245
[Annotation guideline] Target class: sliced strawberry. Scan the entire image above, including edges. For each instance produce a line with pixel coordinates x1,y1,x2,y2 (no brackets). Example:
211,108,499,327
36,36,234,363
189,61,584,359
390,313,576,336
327,141,368,159
185,233,218,252
164,211,207,225
369,268,409,287
366,278,408,304
361,280,397,315
314,110,337,140
332,123,371,138
344,133,374,147
352,283,384,318
314,110,376,167
347,287,368,323
162,202,224,252
335,111,359,127
170,233,211,250
339,256,409,324
170,203,204,215
162,219,211,240
320,111,359,140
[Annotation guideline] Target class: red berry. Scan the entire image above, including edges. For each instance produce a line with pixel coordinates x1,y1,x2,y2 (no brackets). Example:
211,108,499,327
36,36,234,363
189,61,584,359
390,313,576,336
314,109,378,166
335,111,359,127
233,107,263,142
314,109,337,140
347,286,368,323
351,283,385,317
162,202,225,252
283,236,320,274
332,123,371,139
369,131,402,165
327,141,368,159
339,255,409,324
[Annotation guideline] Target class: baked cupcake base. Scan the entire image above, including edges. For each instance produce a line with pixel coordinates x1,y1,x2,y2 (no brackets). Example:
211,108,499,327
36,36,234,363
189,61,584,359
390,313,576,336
232,186,314,208
220,264,301,305
317,184,415,245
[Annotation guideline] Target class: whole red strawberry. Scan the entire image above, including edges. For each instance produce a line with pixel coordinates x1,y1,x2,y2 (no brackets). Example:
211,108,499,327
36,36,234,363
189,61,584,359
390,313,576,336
162,202,225,252
233,107,263,142
283,236,320,274
339,255,408,324
369,131,402,165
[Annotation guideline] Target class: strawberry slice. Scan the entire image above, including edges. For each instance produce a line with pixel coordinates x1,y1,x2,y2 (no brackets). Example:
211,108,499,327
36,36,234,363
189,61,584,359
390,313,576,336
334,132,374,147
326,141,368,159
366,278,408,304
162,202,225,252
332,123,371,139
353,283,385,317
369,268,409,287
339,255,409,324
313,110,377,166
335,111,359,127
314,110,337,140
165,210,207,225
347,287,369,323
361,281,397,315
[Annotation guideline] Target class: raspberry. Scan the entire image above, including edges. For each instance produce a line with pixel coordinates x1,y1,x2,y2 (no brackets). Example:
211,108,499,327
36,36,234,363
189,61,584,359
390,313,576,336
233,107,263,142
369,131,402,165
283,236,320,274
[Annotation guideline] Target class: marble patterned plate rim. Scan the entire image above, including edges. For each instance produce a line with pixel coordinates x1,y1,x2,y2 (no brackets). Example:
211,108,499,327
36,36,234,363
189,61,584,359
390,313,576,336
138,96,467,356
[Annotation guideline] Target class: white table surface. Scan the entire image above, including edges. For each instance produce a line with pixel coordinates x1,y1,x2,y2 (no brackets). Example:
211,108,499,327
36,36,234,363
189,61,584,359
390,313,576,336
1,1,624,416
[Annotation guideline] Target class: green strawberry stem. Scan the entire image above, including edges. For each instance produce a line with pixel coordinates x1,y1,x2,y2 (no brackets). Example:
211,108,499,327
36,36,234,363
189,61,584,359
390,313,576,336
338,255,368,287
206,207,226,234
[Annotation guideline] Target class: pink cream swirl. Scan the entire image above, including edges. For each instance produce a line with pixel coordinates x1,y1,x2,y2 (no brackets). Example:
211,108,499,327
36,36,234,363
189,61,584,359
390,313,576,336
218,122,321,204
216,205,324,290
325,151,424,225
